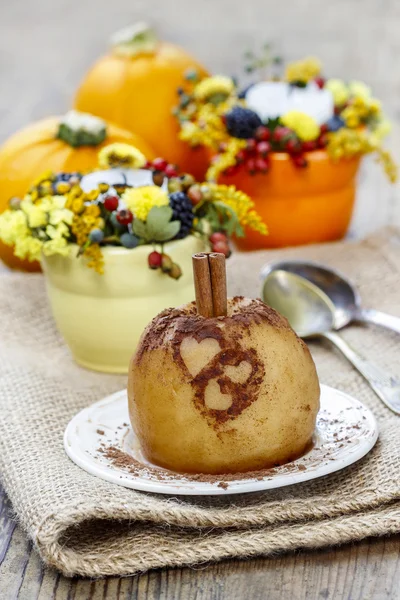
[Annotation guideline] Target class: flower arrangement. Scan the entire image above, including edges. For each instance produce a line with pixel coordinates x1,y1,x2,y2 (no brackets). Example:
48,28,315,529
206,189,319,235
175,57,396,182
0,143,267,276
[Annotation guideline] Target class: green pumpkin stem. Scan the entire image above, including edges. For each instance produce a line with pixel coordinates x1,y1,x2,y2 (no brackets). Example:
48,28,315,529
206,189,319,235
110,22,158,57
57,112,107,147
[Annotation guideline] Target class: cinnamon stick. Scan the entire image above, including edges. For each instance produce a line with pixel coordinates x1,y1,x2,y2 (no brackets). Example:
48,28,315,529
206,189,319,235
192,253,214,318
209,252,227,317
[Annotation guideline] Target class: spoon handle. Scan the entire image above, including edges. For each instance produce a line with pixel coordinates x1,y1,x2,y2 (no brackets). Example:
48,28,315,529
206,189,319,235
359,308,400,335
321,331,400,415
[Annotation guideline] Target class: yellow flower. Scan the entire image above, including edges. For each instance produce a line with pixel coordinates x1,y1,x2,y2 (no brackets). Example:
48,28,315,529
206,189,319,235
348,80,371,101
71,197,85,214
206,139,247,182
194,76,234,102
207,183,268,236
98,183,110,193
327,128,372,160
0,210,29,245
341,106,361,129
280,111,320,141
48,206,74,226
55,182,71,195
20,199,48,228
70,185,84,199
46,222,70,240
376,148,397,183
285,57,321,84
98,143,146,169
30,170,55,189
325,79,349,106
368,98,382,116
122,186,169,221
42,237,70,257
84,204,101,218
82,215,100,229
369,119,392,146
85,189,100,201
14,235,43,262
84,243,104,274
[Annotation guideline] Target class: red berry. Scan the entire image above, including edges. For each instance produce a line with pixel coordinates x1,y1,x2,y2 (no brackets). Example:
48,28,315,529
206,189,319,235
210,231,228,244
292,155,308,168
188,186,203,206
320,124,328,134
273,126,292,143
224,164,240,176
116,209,133,225
148,251,162,269
164,164,179,177
103,195,119,212
255,158,270,173
152,158,168,171
301,141,317,152
317,134,328,148
285,138,302,155
255,126,270,141
246,139,257,152
212,241,231,257
246,158,256,174
314,77,325,89
236,149,247,163
256,141,271,156
144,160,152,169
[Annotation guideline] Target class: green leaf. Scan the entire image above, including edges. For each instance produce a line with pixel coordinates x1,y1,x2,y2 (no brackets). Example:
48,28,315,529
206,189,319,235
213,201,245,237
146,206,173,239
132,219,151,242
153,220,181,242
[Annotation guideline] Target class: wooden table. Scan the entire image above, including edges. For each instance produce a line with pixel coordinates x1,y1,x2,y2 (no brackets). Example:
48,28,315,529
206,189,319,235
0,488,399,600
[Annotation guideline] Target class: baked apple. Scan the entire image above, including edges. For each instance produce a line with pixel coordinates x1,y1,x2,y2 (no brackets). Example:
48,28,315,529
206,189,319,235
128,253,320,474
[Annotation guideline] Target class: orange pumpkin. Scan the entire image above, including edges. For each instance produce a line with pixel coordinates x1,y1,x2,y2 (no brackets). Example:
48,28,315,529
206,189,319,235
0,113,155,271
219,151,361,250
74,23,210,180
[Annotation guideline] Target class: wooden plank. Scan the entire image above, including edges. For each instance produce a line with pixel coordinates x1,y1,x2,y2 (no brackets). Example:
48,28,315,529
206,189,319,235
1,483,400,600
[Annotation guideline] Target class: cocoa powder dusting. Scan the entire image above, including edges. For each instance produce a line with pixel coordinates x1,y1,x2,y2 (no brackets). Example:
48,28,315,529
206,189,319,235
135,297,291,364
98,443,311,488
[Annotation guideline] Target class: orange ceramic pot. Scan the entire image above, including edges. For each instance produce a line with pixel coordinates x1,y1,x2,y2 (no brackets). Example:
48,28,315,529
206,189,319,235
219,151,361,250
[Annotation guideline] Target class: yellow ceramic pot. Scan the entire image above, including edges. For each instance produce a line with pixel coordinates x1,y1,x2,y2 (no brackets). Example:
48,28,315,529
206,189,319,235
42,236,207,373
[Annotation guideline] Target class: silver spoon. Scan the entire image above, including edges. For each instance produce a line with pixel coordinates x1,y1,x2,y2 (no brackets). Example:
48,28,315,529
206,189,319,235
262,270,400,415
261,259,400,334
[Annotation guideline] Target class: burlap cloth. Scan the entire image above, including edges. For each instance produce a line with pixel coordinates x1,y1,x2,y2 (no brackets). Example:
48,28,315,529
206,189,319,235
0,228,400,578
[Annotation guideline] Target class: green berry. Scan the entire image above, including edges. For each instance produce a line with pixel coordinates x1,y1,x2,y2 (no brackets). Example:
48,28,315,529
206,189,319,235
180,174,196,190
9,196,21,210
168,179,183,193
110,212,127,232
184,68,198,81
89,228,104,243
120,233,139,249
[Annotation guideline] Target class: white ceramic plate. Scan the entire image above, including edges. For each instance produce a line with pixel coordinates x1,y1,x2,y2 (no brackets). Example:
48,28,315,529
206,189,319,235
64,385,378,496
